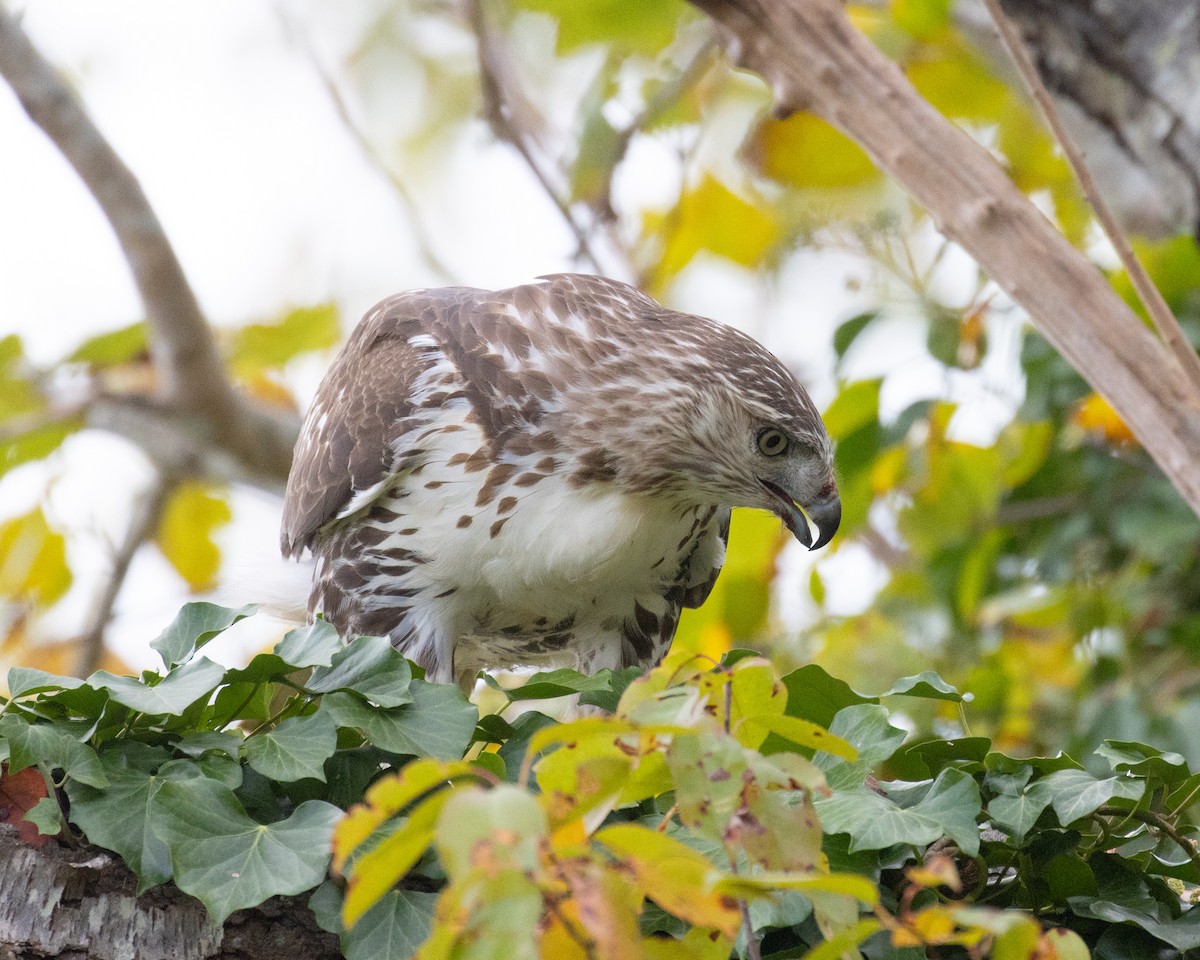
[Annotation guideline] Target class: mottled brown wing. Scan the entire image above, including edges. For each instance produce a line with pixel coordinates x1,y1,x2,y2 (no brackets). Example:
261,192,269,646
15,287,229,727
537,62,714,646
280,301,431,558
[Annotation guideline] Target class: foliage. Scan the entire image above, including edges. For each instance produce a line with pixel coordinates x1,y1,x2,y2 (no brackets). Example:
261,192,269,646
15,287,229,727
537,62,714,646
5,605,1200,957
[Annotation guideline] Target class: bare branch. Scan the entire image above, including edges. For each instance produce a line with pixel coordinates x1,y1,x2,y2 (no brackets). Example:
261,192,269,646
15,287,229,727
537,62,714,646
0,6,297,483
687,0,1200,518
466,0,617,277
75,476,173,676
981,0,1200,396
274,6,459,285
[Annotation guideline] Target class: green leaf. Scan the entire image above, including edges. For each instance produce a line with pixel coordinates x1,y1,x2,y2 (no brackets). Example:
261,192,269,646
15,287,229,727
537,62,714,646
987,782,1055,843
151,601,257,669
1068,896,1200,951
0,715,108,787
832,311,880,361
820,704,908,789
814,768,983,855
66,321,149,366
517,0,692,55
274,619,343,669
6,667,84,699
89,657,228,716
66,757,204,891
227,303,340,374
1,418,79,478
244,711,338,783
879,672,964,702
307,635,414,708
782,664,875,728
322,682,477,760
1039,768,1146,825
1095,740,1190,784
151,777,341,925
486,667,619,702
24,796,65,836
341,888,439,960
822,379,882,441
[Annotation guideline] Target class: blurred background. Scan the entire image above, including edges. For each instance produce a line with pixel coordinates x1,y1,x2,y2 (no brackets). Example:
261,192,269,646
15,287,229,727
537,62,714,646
3,0,1200,761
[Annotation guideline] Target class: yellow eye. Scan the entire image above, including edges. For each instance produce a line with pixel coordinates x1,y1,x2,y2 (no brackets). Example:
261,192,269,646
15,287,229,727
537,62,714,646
757,429,789,457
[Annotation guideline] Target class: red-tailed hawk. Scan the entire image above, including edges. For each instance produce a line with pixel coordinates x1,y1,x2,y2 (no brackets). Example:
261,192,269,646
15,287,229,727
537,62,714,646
281,275,839,687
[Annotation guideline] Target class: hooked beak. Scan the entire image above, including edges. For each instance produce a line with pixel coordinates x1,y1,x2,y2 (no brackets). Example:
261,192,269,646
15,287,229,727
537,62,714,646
758,479,841,551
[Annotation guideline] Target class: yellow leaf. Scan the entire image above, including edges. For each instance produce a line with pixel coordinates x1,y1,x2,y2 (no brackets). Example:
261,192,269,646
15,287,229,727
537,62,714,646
750,112,881,190
739,714,858,761
155,482,232,592
1072,392,1137,445
594,823,741,938
646,175,779,290
0,508,71,606
343,790,449,927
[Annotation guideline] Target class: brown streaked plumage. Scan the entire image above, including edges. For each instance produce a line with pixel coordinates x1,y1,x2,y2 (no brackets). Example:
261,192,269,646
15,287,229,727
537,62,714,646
281,274,840,687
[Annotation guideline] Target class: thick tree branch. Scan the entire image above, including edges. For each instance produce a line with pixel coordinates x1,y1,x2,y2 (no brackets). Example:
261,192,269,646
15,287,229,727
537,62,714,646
687,0,1200,518
0,6,296,485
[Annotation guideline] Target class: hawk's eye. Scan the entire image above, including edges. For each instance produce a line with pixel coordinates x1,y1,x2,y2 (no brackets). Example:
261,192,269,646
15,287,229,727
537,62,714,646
756,429,789,457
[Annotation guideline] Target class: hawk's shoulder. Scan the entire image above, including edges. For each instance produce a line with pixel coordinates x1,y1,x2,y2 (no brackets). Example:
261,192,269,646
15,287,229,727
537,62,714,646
280,287,478,557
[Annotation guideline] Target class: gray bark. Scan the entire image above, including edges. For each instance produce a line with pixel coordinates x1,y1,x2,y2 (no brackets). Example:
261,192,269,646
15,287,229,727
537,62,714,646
980,0,1200,238
0,828,340,960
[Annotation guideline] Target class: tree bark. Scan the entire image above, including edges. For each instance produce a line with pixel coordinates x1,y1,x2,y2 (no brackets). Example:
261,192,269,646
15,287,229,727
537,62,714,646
688,0,1200,519
994,0,1200,240
0,827,340,960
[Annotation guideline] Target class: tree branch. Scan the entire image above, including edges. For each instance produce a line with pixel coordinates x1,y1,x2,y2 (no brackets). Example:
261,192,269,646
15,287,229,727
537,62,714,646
981,0,1200,396
687,0,1200,518
0,6,297,484
75,476,173,676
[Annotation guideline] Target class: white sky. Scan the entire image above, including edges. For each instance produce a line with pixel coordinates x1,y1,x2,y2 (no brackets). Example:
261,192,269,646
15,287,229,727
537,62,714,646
1,0,1020,670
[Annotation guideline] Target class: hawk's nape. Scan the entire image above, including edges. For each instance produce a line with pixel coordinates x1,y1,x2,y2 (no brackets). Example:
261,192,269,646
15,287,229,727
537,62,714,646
281,274,839,687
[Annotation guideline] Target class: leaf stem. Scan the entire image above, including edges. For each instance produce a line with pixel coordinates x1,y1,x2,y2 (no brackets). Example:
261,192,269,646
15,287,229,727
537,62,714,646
1096,805,1200,878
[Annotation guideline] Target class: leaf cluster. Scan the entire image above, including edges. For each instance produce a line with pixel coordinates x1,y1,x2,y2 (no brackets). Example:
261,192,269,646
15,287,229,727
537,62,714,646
4,606,1200,958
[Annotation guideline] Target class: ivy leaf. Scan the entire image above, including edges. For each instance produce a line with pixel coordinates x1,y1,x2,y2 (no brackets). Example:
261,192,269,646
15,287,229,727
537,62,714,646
1095,740,1190,785
0,715,108,788
66,756,203,892
341,888,439,960
879,672,965,702
307,635,414,707
6,667,84,699
24,796,64,837
782,664,875,728
321,682,477,760
89,657,228,716
1039,769,1146,825
151,777,341,925
243,711,338,783
151,601,257,669
819,704,908,789
273,619,343,669
485,667,619,702
815,769,983,855
987,781,1055,843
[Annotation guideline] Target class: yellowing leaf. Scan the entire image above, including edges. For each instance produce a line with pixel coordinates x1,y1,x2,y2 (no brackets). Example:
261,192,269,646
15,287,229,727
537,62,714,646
906,37,1009,122
1072,392,1136,445
750,112,881,190
516,0,693,56
890,0,951,38
594,823,740,937
646,175,779,291
227,303,340,376
739,714,857,760
0,508,71,607
155,483,233,592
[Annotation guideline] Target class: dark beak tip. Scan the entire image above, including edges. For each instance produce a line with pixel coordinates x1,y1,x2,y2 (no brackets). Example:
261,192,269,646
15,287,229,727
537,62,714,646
806,496,842,552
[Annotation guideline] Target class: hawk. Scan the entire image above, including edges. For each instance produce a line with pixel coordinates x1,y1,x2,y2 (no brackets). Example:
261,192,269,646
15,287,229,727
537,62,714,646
281,274,840,687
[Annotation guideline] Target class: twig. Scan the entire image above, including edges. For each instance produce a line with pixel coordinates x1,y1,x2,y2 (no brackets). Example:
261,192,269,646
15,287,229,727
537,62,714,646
1096,805,1200,880
981,0,1200,396
75,476,174,676
274,7,459,285
466,0,613,276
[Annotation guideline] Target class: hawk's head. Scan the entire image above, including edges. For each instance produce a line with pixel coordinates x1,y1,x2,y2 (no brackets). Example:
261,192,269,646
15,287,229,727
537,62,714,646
559,286,841,551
